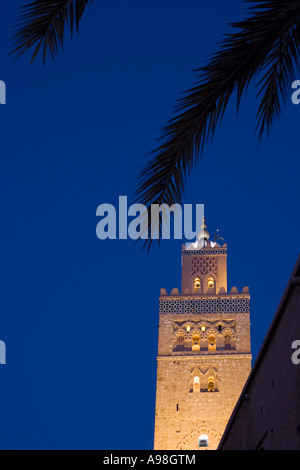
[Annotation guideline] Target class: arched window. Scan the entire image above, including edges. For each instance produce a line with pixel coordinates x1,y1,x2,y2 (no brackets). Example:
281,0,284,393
193,376,200,393
208,377,215,392
192,335,200,351
194,277,201,292
207,277,214,289
174,335,185,352
224,335,231,350
208,335,216,351
198,434,209,447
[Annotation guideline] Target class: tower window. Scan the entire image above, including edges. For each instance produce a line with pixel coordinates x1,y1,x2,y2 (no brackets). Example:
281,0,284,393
208,377,215,392
208,335,216,351
174,335,185,352
198,434,209,448
207,277,214,289
194,277,201,292
193,376,200,393
192,335,200,351
224,335,231,350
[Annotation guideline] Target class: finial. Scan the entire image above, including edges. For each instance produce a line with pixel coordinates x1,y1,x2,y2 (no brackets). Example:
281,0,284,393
197,216,210,246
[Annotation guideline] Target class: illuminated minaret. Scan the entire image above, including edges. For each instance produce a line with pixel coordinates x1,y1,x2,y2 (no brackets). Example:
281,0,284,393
154,217,252,450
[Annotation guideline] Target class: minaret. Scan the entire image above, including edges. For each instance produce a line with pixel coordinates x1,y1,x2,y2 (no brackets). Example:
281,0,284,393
154,218,252,450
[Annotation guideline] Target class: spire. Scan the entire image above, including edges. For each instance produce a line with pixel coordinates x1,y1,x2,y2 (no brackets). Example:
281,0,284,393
185,214,224,250
197,216,210,246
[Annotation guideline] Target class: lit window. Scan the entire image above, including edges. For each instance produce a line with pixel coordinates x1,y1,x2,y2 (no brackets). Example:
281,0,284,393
186,324,191,332
194,277,201,291
192,335,200,351
208,335,216,351
208,377,215,392
207,277,214,289
198,434,209,447
193,376,200,393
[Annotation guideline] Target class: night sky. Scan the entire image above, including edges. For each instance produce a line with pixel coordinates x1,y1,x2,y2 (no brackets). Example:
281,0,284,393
1,1,299,449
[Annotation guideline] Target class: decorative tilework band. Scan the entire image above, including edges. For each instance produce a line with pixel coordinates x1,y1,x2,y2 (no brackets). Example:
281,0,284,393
159,297,250,314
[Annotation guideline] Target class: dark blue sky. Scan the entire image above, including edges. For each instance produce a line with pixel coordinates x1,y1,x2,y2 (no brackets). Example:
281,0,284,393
0,0,299,450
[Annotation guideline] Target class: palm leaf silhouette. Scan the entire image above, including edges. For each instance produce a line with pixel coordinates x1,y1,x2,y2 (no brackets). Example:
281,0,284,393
11,0,93,64
135,0,300,220
11,1,300,245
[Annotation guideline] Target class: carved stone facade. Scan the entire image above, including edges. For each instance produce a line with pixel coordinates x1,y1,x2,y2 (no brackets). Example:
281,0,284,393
154,219,252,450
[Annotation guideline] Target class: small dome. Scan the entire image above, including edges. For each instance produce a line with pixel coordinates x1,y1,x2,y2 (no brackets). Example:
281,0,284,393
197,217,210,245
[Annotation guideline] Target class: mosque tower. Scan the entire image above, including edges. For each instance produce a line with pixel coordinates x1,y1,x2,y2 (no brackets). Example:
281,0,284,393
154,217,252,450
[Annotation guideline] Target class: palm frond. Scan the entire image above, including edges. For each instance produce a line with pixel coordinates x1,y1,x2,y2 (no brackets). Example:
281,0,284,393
135,0,300,245
11,0,94,64
255,21,300,140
